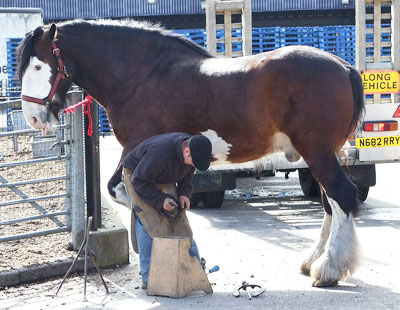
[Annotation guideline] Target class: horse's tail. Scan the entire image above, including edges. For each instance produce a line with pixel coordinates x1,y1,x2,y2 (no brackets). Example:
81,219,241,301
346,65,365,135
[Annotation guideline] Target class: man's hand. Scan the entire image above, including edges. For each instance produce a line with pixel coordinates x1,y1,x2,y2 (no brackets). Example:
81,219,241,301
179,196,191,211
163,197,177,211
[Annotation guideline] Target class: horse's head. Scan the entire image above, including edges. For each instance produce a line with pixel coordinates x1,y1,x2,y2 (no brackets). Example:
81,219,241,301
17,24,71,135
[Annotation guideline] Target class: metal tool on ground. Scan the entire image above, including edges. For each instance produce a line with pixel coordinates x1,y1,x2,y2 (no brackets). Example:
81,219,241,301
55,216,109,301
233,281,266,300
206,265,220,274
200,258,219,274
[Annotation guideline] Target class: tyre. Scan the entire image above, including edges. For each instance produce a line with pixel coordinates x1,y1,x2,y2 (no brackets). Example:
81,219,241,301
357,186,369,202
202,190,225,208
190,192,203,208
298,169,320,197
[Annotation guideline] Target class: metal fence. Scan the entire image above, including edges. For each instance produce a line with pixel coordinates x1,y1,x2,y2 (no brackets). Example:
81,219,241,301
0,91,85,248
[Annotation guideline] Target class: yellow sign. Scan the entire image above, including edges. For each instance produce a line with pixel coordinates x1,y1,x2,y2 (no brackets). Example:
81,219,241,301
356,136,400,148
361,70,400,94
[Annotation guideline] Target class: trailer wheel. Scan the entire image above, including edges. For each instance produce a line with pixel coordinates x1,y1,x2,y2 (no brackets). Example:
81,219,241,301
190,193,203,208
202,191,225,208
298,169,320,197
357,186,369,202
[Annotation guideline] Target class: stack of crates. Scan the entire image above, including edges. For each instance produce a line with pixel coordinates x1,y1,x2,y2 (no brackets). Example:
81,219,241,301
365,23,391,61
280,27,319,48
318,26,355,65
98,105,112,135
6,38,22,100
252,27,280,53
174,29,207,48
5,38,22,131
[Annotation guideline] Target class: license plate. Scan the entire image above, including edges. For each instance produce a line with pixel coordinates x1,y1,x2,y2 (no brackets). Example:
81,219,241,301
356,136,400,148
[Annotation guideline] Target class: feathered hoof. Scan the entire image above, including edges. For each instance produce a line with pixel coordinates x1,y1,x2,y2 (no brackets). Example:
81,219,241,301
312,279,339,287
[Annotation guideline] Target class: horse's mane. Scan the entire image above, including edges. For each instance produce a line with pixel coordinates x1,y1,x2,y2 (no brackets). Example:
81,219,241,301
16,19,211,81
59,19,212,57
17,26,45,81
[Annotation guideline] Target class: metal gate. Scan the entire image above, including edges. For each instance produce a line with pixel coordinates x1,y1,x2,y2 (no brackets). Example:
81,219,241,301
0,90,85,248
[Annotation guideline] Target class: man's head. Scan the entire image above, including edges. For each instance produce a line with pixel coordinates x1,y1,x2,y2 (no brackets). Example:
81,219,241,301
182,135,212,171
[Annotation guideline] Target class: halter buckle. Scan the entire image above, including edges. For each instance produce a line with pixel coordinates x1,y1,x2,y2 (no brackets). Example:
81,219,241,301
53,47,60,55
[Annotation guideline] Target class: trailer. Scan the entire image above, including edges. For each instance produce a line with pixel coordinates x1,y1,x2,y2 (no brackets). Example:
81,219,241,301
192,0,400,209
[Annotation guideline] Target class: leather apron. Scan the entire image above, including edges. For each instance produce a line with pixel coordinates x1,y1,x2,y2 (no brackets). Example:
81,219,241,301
122,167,193,254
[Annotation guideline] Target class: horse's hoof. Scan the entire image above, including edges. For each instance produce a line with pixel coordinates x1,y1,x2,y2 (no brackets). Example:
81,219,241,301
300,264,311,276
312,280,339,287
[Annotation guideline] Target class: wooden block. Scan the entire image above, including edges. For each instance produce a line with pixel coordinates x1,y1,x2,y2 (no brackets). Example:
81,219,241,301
147,237,213,298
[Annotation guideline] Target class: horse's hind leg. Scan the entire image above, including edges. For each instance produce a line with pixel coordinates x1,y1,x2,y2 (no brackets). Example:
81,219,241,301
304,150,361,286
300,191,332,275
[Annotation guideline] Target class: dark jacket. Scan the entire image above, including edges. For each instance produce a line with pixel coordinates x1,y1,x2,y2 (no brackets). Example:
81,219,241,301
122,132,195,210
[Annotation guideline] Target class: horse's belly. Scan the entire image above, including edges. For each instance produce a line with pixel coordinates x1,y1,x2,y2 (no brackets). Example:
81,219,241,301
271,132,301,162
201,129,300,165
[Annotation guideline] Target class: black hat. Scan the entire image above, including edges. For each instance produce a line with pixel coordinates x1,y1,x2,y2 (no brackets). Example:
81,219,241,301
189,135,212,171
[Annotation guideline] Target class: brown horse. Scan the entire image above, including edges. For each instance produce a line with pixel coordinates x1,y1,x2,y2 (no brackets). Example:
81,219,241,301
17,20,364,287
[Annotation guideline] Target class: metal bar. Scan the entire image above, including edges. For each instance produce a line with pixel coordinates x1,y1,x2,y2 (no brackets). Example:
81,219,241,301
0,99,21,109
0,124,69,137
83,216,92,301
0,193,68,207
0,210,69,226
0,175,66,227
0,227,70,243
0,175,69,188
0,155,68,168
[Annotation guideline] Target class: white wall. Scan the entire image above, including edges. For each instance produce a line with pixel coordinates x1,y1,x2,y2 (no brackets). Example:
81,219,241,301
0,11,43,80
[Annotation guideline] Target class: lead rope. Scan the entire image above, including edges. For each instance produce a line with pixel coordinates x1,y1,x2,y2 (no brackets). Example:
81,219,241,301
64,95,94,137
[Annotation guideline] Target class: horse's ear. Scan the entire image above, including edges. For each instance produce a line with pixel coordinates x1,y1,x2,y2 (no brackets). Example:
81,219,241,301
48,24,57,41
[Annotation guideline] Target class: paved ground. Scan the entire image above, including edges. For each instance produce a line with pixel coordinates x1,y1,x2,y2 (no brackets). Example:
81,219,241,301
1,136,399,310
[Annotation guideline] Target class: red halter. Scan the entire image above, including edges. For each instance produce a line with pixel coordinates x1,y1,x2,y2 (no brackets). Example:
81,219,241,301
21,41,70,107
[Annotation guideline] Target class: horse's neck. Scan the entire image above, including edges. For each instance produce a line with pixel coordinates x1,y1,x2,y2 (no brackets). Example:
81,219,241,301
62,30,207,108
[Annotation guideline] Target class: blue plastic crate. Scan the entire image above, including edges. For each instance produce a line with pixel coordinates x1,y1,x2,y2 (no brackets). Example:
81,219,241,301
98,105,113,134
280,27,319,47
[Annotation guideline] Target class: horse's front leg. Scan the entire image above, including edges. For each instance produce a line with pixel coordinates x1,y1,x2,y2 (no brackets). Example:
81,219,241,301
305,151,362,286
108,148,131,207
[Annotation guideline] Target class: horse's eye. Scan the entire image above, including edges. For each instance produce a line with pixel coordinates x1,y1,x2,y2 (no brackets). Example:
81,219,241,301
34,65,41,71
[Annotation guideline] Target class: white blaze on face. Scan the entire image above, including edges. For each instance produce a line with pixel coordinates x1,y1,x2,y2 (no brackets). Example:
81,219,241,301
21,56,53,133
200,129,233,164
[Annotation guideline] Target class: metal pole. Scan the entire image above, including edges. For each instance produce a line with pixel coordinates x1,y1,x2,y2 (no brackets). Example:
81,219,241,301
85,99,101,230
83,216,92,302
66,89,85,249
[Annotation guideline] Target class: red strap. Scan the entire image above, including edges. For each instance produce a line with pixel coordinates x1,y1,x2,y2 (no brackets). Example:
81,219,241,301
64,95,94,137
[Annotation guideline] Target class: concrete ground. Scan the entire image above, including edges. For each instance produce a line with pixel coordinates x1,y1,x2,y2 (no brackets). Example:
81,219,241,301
1,135,399,310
